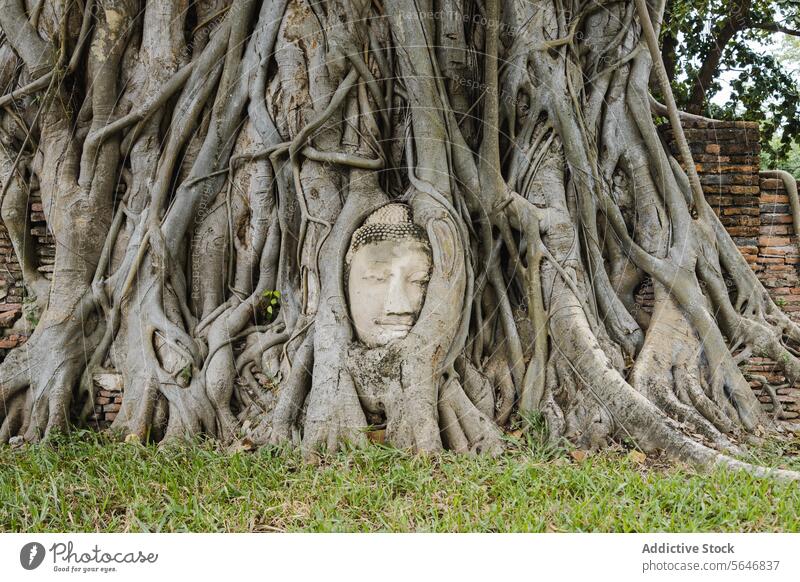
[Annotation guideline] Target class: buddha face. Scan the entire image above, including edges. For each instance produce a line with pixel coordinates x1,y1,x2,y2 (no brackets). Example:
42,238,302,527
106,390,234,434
347,239,432,347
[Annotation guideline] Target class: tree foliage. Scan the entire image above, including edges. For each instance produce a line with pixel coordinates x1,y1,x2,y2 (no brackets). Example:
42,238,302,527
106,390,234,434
660,0,800,164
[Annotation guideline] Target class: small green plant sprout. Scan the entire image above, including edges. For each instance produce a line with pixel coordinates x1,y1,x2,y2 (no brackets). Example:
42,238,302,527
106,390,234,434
776,296,787,308
261,290,281,323
22,293,40,328
178,363,193,386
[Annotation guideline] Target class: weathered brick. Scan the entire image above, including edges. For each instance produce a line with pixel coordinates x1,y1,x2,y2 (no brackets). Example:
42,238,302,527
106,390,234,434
759,225,793,236
760,213,793,224
762,245,796,256
760,178,784,190
726,226,757,236
762,205,791,216
729,186,760,196
706,196,733,206
758,256,786,264
761,194,789,204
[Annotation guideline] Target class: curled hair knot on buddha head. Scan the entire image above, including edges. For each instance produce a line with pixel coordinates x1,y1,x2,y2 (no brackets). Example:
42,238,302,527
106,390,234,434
345,203,430,269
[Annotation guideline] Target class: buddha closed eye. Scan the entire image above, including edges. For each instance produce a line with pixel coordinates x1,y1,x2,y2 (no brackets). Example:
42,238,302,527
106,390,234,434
345,204,432,348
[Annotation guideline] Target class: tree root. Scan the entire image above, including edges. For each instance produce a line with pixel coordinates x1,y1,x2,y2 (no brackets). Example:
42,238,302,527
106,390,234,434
0,0,798,484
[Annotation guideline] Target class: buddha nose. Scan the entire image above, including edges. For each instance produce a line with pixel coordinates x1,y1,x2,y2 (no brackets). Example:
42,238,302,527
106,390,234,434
384,275,414,315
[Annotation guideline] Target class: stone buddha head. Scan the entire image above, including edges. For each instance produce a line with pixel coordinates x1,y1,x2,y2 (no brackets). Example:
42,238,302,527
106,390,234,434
345,203,432,347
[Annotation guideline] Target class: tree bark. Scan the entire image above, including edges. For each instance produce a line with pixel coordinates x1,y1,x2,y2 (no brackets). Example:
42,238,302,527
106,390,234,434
0,0,796,480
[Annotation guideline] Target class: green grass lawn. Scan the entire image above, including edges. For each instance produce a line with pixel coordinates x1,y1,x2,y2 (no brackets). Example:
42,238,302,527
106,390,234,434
1,430,799,532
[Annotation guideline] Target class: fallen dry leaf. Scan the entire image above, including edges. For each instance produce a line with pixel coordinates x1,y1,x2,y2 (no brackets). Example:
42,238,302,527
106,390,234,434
124,433,141,445
570,450,589,462
627,450,647,464
367,429,386,444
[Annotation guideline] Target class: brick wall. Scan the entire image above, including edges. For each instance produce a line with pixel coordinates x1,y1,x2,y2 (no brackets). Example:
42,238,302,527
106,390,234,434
0,192,50,351
662,120,762,249
0,196,121,424
746,176,800,419
93,373,124,425
756,176,800,316
660,120,800,421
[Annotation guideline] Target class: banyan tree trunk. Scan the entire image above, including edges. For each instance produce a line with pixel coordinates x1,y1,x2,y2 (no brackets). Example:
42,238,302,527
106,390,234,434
0,0,797,479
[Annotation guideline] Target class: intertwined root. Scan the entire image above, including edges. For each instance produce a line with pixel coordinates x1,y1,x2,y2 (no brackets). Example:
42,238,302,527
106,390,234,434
0,0,798,481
